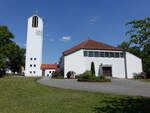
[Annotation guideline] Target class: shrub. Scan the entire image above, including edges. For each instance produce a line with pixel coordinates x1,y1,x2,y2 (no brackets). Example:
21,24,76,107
51,68,64,78
77,71,111,82
78,76,111,82
77,71,92,79
51,76,64,79
133,72,145,79
75,75,80,79
66,71,76,79
91,62,95,76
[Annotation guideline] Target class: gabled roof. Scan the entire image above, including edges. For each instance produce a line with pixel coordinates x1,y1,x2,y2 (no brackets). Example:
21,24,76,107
63,40,123,56
40,64,59,69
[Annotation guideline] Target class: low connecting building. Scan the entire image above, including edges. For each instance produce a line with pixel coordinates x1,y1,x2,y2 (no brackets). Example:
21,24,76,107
40,64,59,76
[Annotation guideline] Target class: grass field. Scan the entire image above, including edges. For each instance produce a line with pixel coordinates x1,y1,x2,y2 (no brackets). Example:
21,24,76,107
0,77,150,113
137,79,150,83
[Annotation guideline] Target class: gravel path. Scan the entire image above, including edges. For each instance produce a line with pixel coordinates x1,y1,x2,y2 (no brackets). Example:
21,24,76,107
37,77,150,97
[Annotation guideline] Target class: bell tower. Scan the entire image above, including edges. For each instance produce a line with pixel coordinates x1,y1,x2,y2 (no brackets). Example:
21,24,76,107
25,14,43,76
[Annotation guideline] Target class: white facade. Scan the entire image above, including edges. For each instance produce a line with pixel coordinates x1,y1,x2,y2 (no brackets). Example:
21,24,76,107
126,52,142,78
25,15,43,76
64,49,142,78
44,69,55,77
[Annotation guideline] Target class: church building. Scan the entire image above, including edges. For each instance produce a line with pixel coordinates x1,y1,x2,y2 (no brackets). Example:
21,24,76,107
25,14,143,78
61,39,142,78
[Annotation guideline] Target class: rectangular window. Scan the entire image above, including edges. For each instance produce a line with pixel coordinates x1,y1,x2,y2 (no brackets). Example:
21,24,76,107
30,64,32,67
110,52,114,57
49,71,51,73
34,64,36,67
100,52,105,57
33,71,36,74
30,71,32,74
115,52,119,58
120,52,124,58
94,51,99,57
83,51,88,57
34,58,36,60
89,51,94,57
30,58,32,60
105,52,109,57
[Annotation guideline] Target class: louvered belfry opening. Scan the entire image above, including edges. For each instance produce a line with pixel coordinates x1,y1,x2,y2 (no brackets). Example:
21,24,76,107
32,16,38,27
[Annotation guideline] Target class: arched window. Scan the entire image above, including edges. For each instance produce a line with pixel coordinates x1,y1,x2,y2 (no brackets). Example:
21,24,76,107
32,16,38,27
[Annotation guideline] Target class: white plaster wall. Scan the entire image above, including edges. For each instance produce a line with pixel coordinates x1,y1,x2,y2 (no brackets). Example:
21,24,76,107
64,50,86,78
25,15,43,76
64,49,126,78
126,52,142,78
84,54,125,78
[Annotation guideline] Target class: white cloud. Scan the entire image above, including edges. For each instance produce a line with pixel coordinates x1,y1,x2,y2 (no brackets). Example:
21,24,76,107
45,34,55,42
90,16,99,23
60,36,72,42
49,38,55,42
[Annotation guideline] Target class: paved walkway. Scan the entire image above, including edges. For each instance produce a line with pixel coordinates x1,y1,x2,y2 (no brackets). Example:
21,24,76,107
37,77,150,97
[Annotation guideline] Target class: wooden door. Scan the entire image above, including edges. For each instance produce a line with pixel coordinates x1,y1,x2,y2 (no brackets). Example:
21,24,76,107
102,67,112,77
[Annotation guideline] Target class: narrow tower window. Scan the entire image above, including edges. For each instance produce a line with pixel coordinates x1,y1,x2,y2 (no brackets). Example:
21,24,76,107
32,16,38,27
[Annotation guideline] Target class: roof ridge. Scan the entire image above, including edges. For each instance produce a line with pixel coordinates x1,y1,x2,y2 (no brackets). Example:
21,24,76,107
63,39,123,55
81,40,89,48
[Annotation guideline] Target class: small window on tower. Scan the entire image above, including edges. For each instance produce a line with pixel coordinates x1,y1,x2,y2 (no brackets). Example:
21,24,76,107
33,71,36,74
32,16,38,28
30,58,32,60
30,64,32,67
30,71,32,74
34,64,36,67
34,58,36,60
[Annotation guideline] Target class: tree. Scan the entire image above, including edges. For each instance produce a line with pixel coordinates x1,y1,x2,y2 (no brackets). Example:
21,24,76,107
66,71,76,79
0,26,14,77
126,17,150,49
0,26,14,45
118,41,131,51
91,62,95,76
0,26,25,76
125,17,150,76
6,43,25,73
118,41,142,58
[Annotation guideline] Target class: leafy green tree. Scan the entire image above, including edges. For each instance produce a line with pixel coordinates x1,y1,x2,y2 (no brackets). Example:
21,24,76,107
6,43,25,73
0,26,14,76
126,17,150,49
118,41,142,58
0,26,25,76
124,17,150,76
91,62,95,76
118,41,131,51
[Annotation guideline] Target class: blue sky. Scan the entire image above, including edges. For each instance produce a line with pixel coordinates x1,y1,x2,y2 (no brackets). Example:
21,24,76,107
0,0,150,64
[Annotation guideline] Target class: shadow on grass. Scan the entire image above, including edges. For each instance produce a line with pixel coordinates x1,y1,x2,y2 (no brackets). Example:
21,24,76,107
94,96,150,113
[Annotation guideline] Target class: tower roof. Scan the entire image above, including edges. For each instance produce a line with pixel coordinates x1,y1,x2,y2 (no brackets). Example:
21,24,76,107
63,39,123,56
28,13,43,20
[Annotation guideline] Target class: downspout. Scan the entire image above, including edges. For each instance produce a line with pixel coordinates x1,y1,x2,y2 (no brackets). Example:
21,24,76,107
124,51,128,79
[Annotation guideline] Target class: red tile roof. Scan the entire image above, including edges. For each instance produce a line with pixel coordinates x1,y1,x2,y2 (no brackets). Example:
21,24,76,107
40,64,59,69
63,40,123,55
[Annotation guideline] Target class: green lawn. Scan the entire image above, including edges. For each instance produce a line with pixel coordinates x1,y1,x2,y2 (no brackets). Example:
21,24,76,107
0,77,150,113
137,79,150,82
